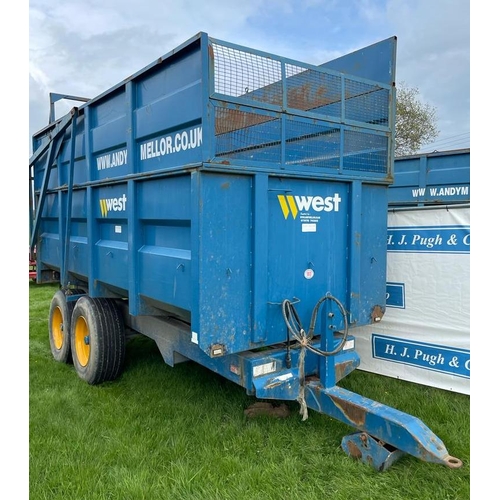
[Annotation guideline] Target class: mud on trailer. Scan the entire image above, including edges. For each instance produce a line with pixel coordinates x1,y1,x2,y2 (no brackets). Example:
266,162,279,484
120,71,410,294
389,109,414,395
29,32,462,472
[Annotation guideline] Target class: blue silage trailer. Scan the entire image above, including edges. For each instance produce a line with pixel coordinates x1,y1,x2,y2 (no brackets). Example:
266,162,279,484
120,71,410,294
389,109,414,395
29,32,462,471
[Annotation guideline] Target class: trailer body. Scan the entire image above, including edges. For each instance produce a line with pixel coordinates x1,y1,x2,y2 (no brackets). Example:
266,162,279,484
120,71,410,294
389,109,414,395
29,33,462,471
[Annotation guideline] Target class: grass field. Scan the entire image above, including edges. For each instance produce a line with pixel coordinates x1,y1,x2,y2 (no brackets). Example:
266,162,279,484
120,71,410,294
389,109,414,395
29,282,470,499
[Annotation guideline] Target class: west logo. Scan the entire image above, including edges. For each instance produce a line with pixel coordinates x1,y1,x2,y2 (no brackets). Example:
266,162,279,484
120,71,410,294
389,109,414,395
277,194,341,219
99,194,127,217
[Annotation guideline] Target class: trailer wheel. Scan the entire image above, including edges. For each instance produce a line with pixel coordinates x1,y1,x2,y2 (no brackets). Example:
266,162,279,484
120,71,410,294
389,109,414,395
70,296,126,385
48,289,86,363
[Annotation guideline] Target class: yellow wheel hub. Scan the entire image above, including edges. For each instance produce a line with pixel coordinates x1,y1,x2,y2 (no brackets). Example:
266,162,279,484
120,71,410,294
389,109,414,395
51,306,64,350
74,316,90,366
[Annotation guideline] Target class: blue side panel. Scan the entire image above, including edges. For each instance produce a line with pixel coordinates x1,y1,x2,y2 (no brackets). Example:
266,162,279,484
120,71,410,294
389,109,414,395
62,158,87,186
359,184,389,319
137,175,192,315
195,172,353,356
197,173,253,355
66,188,88,280
321,37,397,86
137,123,203,173
46,156,59,191
39,191,60,269
389,149,470,206
266,177,350,337
94,183,129,292
91,91,127,155
59,116,86,180
135,47,204,173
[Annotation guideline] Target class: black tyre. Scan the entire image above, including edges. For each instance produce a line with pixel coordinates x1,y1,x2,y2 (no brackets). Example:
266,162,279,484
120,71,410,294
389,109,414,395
70,296,126,385
48,289,86,363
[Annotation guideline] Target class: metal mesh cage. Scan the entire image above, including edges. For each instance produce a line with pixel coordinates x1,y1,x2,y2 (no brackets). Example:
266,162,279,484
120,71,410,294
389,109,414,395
213,43,283,105
214,105,281,163
345,79,390,126
285,118,341,168
211,40,391,174
285,63,342,119
343,130,388,173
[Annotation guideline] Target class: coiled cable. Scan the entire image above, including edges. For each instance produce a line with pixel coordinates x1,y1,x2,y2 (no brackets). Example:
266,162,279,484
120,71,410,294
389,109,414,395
281,293,349,356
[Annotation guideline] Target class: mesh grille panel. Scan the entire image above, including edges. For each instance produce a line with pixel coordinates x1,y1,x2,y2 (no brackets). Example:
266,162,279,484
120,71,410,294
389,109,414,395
211,40,391,174
285,64,342,119
213,43,282,105
345,79,390,125
215,106,281,163
343,130,388,173
285,118,341,169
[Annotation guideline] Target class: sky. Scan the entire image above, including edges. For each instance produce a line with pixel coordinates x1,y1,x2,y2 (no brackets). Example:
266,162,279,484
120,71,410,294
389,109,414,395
27,0,470,155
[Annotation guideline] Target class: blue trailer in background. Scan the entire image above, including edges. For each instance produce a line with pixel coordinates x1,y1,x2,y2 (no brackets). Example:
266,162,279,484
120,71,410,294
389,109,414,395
390,148,470,206
352,149,470,393
29,32,462,471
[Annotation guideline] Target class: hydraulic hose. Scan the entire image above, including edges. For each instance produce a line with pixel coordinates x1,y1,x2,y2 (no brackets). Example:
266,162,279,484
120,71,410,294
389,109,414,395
281,293,349,357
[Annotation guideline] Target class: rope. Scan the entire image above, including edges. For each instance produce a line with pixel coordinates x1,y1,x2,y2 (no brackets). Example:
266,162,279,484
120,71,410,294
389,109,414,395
281,293,349,421
297,346,308,421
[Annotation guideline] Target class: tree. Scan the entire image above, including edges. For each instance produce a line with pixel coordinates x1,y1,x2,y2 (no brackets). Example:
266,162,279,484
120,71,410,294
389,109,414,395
395,82,439,157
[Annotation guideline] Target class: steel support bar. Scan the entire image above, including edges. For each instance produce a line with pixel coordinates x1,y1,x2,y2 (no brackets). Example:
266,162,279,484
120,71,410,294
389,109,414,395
304,381,463,469
29,109,76,255
61,113,78,286
29,109,75,168
49,93,88,123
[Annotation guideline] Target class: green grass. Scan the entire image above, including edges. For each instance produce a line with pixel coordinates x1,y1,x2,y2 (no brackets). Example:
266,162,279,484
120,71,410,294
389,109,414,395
29,282,470,499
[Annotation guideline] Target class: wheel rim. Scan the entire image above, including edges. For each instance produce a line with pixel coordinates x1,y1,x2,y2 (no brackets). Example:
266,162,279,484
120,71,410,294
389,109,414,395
51,306,64,350
74,315,90,367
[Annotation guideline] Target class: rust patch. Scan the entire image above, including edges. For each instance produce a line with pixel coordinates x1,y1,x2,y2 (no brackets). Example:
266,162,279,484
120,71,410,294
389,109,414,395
287,83,341,111
287,83,312,110
330,395,367,427
346,440,362,459
316,85,327,99
215,108,276,135
221,182,230,189
335,360,351,381
354,232,361,246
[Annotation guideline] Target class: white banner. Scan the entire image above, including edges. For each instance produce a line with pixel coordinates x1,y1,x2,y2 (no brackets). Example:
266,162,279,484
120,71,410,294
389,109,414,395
354,205,470,394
